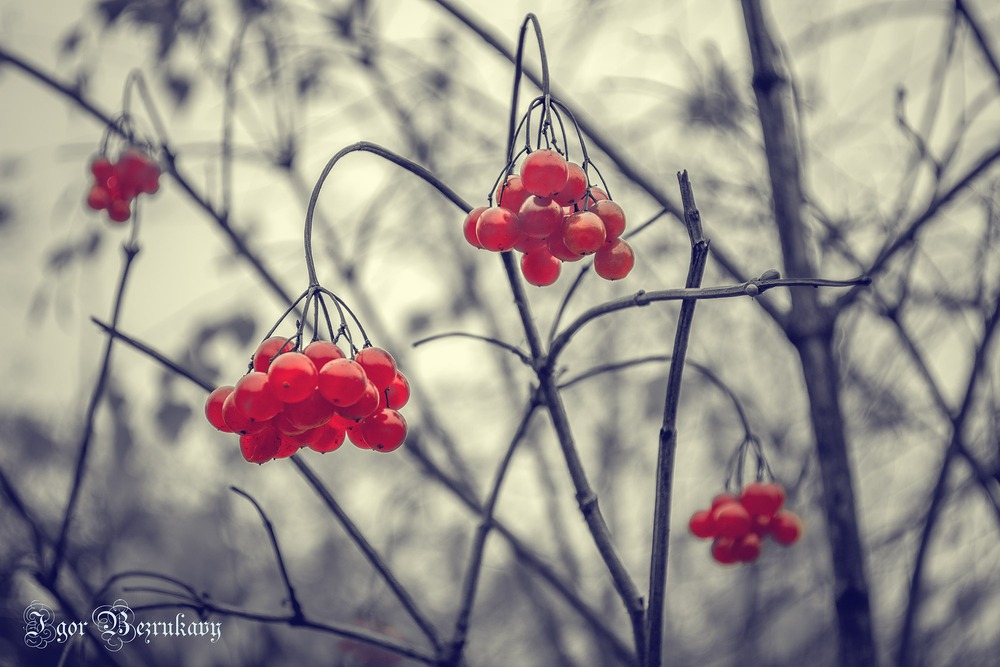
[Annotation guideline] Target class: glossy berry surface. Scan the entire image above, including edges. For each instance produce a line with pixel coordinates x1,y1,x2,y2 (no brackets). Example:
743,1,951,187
476,207,522,251
562,211,606,255
520,149,568,197
355,347,397,391
520,247,561,286
594,239,635,280
267,352,318,403
360,409,407,452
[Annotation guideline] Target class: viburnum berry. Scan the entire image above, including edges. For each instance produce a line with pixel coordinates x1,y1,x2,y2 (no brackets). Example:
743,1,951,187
385,371,410,409
205,386,235,432
740,482,785,517
355,347,397,391
688,509,716,539
548,232,584,262
347,422,371,449
713,502,752,539
770,510,803,545
475,206,522,251
518,196,563,239
309,421,346,453
733,533,762,563
239,425,282,463
85,149,160,223
360,408,407,452
562,211,606,255
107,198,132,223
267,352,318,403
222,391,268,435
233,371,283,422
711,537,739,565
589,200,626,239
553,162,587,207
463,207,488,249
338,380,380,420
513,234,547,253
303,340,345,371
520,247,561,287
594,239,635,281
318,358,368,406
520,149,568,197
283,391,336,430
496,175,530,214
253,336,296,373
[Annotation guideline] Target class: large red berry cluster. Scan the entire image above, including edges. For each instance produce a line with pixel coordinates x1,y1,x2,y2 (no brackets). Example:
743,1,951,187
463,148,635,286
204,338,410,463
688,482,803,565
86,148,161,223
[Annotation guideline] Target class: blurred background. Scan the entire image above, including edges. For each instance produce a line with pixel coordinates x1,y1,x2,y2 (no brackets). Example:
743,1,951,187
0,1,998,665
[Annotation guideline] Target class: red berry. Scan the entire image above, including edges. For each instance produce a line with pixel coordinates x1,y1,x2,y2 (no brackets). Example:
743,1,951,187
688,509,716,539
253,336,296,373
283,390,336,430
355,347,397,391
750,513,772,537
360,409,407,452
712,493,738,510
475,206,521,252
233,371,283,421
385,371,410,409
347,422,371,449
518,196,563,239
770,510,803,545
547,230,584,262
303,340,345,370
239,425,282,464
553,162,588,206
273,411,308,437
309,422,346,453
594,239,635,281
713,503,752,539
513,235,547,253
733,533,762,562
589,200,626,239
520,247,561,286
205,386,235,432
90,156,114,182
562,211,606,255
711,537,739,565
520,149,568,197
87,185,110,211
496,175,530,214
107,198,132,223
318,358,368,406
338,380,380,420
740,482,785,517
223,391,268,435
267,352,318,403
274,434,305,459
586,187,609,204
463,206,488,249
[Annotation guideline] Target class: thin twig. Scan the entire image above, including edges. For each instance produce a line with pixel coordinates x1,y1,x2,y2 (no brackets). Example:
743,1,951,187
412,331,532,366
230,486,305,623
288,456,442,652
897,298,1000,667
446,390,541,665
49,242,140,582
645,171,710,667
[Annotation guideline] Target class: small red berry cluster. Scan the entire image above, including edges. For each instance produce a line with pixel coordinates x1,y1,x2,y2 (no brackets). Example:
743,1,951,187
463,148,635,286
86,148,161,223
205,337,410,464
688,482,803,565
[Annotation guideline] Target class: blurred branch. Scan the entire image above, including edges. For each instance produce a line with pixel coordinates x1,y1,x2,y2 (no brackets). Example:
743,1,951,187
741,2,876,666
645,171,709,667
446,391,541,665
955,0,1000,90
50,240,140,583
897,297,1000,666
229,487,305,624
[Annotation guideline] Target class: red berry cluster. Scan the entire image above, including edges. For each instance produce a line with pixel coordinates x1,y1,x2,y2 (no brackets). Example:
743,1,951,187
86,148,161,223
204,338,410,463
463,148,635,286
688,482,803,565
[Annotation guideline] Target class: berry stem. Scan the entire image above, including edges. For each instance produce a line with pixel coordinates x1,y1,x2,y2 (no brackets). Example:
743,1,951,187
303,142,471,287
645,171,710,667
506,14,552,166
